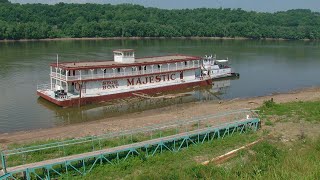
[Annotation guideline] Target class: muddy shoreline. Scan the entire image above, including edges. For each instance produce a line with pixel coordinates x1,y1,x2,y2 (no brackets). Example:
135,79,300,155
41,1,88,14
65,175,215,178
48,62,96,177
0,86,319,149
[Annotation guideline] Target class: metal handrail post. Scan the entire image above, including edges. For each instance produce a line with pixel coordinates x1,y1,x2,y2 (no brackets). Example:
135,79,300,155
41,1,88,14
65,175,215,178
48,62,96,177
1,151,7,174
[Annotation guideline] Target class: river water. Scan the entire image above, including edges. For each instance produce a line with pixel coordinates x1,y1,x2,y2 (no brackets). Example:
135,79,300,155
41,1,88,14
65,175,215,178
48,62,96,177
0,39,319,133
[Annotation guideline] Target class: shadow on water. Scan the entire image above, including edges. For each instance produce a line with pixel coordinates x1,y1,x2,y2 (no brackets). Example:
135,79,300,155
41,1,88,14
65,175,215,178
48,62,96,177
37,79,237,126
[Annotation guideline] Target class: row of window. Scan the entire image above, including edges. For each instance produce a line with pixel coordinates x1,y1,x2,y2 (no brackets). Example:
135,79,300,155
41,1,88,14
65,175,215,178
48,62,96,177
55,61,196,76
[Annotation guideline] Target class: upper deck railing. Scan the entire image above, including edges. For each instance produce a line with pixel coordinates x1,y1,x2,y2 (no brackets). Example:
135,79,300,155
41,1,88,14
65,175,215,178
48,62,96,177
51,64,201,81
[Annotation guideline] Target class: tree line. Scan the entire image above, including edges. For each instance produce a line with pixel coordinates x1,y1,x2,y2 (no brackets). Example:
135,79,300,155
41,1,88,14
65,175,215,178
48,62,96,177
0,1,320,40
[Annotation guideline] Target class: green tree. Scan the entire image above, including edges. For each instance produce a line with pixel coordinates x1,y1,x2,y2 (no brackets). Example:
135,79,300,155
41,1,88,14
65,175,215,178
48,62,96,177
0,0,10,3
0,3,319,40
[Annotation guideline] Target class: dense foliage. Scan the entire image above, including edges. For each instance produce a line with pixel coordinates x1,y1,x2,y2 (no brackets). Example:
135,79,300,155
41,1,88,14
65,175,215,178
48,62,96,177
0,0,10,3
0,2,320,40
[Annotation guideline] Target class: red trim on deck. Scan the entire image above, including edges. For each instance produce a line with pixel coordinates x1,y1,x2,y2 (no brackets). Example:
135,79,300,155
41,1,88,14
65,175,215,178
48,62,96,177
37,79,212,107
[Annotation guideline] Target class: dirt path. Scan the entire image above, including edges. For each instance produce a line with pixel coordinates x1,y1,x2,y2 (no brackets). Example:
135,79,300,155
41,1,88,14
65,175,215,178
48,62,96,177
0,87,319,149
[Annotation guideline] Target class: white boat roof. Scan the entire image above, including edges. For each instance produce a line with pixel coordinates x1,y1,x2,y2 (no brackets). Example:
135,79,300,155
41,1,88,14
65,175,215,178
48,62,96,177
53,55,200,70
216,59,228,63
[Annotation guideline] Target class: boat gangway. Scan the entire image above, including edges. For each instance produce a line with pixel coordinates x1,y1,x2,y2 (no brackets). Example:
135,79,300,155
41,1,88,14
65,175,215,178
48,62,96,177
0,109,260,180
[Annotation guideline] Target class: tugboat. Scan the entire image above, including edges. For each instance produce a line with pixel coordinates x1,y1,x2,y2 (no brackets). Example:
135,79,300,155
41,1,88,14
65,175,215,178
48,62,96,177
202,55,239,79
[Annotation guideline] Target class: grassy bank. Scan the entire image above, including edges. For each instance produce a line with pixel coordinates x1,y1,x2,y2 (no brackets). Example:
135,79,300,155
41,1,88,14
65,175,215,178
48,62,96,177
69,133,261,180
259,99,320,123
71,136,319,180
73,100,320,179
1,100,320,179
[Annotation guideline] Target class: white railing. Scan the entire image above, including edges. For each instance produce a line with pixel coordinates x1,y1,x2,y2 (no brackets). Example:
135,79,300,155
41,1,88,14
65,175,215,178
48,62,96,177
51,73,66,79
51,64,201,81
51,72,57,77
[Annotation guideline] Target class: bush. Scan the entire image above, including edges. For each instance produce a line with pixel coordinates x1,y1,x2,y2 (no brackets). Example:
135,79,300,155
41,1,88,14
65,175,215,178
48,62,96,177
263,98,276,108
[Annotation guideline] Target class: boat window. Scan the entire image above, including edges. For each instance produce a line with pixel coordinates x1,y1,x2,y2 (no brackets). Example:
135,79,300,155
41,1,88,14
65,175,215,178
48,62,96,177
144,66,147,70
117,68,120,73
158,65,161,69
104,69,106,73
185,61,187,66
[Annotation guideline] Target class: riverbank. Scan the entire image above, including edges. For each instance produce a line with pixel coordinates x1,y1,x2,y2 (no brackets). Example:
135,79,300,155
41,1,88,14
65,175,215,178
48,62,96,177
0,86,319,149
2,93,320,179
0,36,312,43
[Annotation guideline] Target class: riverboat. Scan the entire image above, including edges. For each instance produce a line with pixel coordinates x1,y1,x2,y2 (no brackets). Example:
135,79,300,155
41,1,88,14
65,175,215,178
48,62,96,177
37,49,213,107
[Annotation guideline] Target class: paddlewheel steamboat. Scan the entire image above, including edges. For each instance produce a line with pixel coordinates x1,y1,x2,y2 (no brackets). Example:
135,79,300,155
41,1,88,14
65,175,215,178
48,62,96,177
37,49,213,107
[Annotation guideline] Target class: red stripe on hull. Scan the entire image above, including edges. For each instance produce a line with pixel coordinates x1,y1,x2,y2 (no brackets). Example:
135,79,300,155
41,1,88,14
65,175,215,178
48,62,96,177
37,79,212,107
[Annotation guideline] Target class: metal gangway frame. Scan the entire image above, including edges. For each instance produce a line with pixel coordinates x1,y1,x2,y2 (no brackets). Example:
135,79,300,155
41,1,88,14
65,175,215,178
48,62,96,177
0,109,260,180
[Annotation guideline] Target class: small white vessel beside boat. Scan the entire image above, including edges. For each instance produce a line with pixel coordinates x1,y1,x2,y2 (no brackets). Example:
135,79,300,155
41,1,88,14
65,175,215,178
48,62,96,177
202,55,239,79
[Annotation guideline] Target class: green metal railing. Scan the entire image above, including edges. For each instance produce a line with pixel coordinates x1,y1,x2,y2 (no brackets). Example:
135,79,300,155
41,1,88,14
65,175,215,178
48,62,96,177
0,109,260,180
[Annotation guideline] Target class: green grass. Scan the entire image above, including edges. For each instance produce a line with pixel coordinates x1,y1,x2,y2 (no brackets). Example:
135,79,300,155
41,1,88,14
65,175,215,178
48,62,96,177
2,100,320,179
264,120,274,126
60,135,319,180
259,99,320,122
68,100,320,179
63,132,260,180
230,137,320,179
1,127,192,168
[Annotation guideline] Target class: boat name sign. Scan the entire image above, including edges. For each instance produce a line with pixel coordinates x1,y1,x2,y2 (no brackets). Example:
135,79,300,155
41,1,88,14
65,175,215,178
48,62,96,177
127,73,176,86
102,80,119,89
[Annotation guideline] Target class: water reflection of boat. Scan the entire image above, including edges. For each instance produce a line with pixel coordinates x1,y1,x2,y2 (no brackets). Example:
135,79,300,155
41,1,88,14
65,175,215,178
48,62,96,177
212,79,231,93
37,78,237,126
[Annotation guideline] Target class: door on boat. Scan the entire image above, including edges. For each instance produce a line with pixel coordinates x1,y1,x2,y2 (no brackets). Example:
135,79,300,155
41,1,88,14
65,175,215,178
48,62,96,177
180,71,184,80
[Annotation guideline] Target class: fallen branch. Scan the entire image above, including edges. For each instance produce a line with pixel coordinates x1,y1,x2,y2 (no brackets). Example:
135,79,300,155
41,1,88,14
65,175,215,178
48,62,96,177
202,135,270,165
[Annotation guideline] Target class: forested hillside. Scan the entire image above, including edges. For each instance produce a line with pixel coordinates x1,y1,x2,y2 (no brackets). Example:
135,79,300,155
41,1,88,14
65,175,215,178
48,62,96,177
0,1,320,40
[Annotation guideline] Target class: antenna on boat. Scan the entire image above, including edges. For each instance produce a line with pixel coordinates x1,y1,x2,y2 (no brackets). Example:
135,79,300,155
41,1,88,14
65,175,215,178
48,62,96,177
56,54,59,67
